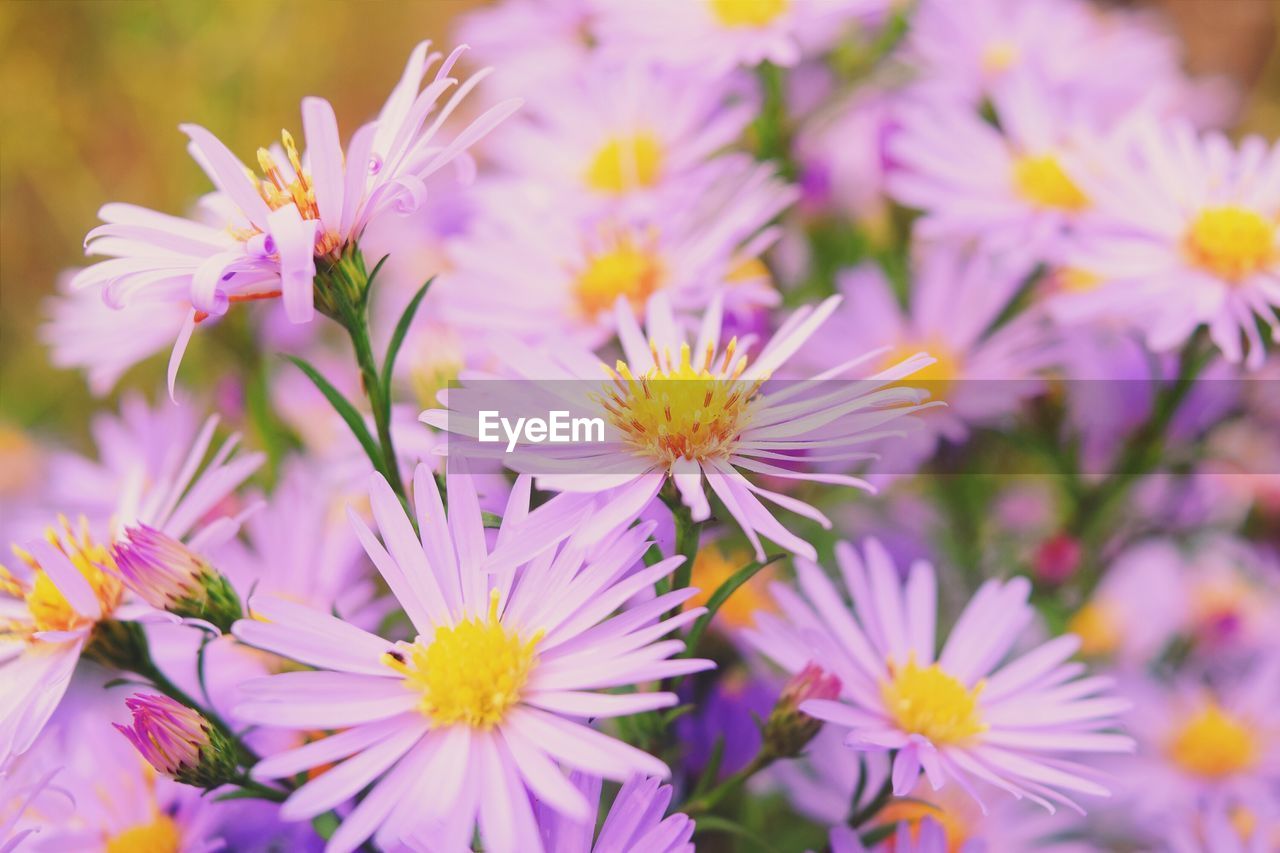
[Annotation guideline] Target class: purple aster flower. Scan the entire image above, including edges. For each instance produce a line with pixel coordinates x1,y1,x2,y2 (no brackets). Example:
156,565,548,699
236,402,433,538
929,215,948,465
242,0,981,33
744,538,1134,811
534,773,695,853
231,464,712,853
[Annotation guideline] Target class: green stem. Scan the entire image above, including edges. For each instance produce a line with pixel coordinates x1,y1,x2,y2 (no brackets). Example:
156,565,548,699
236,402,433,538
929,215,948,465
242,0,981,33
231,774,290,803
681,751,775,816
134,652,259,766
666,488,702,595
345,307,406,500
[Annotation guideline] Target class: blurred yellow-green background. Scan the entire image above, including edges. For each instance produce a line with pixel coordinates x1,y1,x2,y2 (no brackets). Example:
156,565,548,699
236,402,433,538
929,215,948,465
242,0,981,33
0,0,1276,438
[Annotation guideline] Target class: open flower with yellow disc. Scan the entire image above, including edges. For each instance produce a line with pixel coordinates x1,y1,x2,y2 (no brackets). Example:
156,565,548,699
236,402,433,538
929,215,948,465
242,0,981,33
744,538,1134,811
0,406,261,769
423,292,935,560
1052,120,1280,368
231,464,712,853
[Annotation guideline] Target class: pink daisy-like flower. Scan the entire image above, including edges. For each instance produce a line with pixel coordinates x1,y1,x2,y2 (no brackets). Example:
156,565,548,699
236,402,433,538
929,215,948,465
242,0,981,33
0,406,261,768
889,74,1101,268
1164,799,1280,853
531,773,695,853
440,156,794,347
1052,120,1280,368
456,0,597,99
424,293,935,560
483,58,756,204
70,41,518,393
1117,659,1280,825
231,465,712,853
745,538,1133,812
594,0,891,72
797,248,1054,466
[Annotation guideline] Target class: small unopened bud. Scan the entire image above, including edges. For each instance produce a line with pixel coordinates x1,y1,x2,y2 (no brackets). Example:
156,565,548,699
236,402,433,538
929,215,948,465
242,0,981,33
114,694,238,788
112,525,242,632
1033,534,1081,586
763,663,841,759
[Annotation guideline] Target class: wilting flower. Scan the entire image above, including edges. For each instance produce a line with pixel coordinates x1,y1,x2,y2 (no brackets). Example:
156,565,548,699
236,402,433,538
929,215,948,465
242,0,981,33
114,694,239,789
231,465,712,853
483,58,756,202
531,774,695,853
594,0,891,72
67,41,519,393
889,76,1095,268
746,539,1133,811
425,293,934,560
440,157,793,346
1052,120,1280,368
112,526,242,633
0,407,260,768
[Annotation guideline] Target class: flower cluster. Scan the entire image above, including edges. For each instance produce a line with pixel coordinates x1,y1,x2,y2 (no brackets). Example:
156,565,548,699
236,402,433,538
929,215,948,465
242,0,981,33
6,0,1280,851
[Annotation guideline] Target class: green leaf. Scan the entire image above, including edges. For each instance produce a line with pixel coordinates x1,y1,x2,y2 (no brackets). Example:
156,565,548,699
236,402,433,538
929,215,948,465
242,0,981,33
681,554,785,658
380,277,434,411
694,815,777,852
284,355,385,478
692,735,726,797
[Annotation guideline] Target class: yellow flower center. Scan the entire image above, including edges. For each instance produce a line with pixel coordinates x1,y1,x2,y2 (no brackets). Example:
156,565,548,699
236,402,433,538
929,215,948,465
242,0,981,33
1166,702,1259,778
254,129,341,256
599,339,762,467
881,657,986,746
384,590,540,729
725,256,771,287
1067,601,1121,657
1012,154,1089,212
686,546,774,628
585,133,665,194
709,0,790,27
105,815,181,853
980,41,1021,75
574,236,666,318
1184,206,1276,282
1055,267,1104,294
883,340,960,401
1,516,123,637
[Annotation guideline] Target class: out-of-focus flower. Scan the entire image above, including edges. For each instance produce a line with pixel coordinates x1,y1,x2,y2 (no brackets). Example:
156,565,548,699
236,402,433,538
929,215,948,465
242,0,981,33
457,0,597,98
684,541,776,630
484,59,756,203
1117,660,1280,830
1164,799,1280,853
533,774,695,853
66,42,519,393
0,403,261,768
904,0,1220,123
439,157,793,347
793,84,894,230
114,694,238,789
425,293,935,560
746,538,1133,810
797,248,1054,469
889,77,1095,268
0,768,64,851
594,0,891,72
1067,539,1185,664
1053,121,1280,369
231,465,712,853
112,526,242,633
678,668,775,779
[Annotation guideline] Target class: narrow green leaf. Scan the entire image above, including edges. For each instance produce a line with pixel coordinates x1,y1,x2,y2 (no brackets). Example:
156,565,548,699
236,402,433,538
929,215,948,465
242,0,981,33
693,816,776,852
692,735,726,797
380,277,434,409
284,355,385,478
681,554,785,657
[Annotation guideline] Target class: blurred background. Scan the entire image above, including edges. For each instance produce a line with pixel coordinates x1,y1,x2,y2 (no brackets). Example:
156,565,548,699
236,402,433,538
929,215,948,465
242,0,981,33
0,0,1276,439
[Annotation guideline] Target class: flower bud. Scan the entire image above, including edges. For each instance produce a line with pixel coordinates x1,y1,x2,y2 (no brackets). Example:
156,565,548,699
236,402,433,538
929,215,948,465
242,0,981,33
114,694,239,788
763,663,841,759
1033,534,1081,586
112,525,242,632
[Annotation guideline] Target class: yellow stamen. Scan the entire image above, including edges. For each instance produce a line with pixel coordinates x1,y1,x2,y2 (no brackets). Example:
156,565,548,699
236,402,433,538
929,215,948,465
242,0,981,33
2,516,122,638
251,129,341,256
585,133,664,194
104,815,181,853
1184,206,1276,282
1166,702,1259,778
384,590,540,729
882,340,960,400
709,0,789,28
599,338,762,467
1012,154,1089,211
881,656,986,746
574,235,665,317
